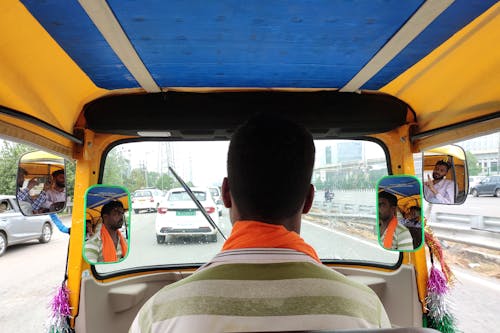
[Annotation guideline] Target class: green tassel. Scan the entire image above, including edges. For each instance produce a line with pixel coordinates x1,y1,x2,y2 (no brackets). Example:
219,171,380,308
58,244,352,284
426,313,460,333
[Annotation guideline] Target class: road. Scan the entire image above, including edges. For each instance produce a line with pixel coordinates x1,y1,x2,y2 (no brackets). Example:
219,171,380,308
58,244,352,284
0,223,69,333
0,208,498,332
317,189,500,217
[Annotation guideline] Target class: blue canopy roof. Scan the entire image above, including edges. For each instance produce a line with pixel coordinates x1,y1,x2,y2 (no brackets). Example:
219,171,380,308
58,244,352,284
85,186,129,210
20,0,496,90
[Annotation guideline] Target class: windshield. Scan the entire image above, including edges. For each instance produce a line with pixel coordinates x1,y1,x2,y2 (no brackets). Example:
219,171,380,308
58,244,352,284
98,139,397,274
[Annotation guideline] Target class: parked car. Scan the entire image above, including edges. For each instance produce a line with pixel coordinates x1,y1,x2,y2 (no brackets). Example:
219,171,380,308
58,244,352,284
131,189,163,213
155,187,219,243
469,175,500,197
0,195,53,257
208,186,223,216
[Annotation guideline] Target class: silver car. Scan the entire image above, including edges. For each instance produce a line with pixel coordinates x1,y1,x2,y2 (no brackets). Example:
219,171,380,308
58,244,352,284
0,195,53,257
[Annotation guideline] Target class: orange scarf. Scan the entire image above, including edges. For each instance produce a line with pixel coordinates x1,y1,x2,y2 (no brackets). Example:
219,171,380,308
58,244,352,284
222,220,320,263
101,226,128,262
383,216,398,249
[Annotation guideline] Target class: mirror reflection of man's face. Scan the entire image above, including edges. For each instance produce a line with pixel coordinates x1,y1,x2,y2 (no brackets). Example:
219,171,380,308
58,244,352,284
104,207,124,230
378,197,394,223
432,164,448,180
54,173,65,188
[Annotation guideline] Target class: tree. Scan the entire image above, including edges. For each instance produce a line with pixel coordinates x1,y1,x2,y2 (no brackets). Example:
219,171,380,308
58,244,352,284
0,141,33,195
64,161,76,198
465,151,481,176
102,149,131,186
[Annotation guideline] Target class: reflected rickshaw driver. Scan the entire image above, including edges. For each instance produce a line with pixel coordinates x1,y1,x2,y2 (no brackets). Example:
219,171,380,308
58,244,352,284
130,113,390,332
424,160,455,204
84,200,128,263
378,191,414,251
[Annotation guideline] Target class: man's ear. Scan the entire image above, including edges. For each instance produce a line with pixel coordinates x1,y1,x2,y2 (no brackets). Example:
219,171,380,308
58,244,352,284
221,177,232,208
302,184,315,214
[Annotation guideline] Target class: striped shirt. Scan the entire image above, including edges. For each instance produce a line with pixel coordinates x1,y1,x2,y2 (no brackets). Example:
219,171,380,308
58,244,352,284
84,223,125,263
129,248,391,332
382,220,414,251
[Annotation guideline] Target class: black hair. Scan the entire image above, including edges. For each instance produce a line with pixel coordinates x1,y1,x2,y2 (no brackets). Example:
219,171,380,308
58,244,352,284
227,113,315,220
101,200,124,217
19,167,28,175
409,205,421,212
52,169,64,177
378,190,398,207
435,160,451,171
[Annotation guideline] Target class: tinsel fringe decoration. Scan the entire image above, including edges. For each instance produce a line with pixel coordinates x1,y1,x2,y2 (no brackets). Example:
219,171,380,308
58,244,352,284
425,265,459,333
424,220,459,333
46,281,72,333
424,223,455,285
426,313,458,333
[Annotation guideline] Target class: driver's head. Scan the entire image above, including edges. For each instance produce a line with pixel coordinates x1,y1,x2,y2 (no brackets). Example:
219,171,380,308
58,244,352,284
51,169,65,188
432,160,450,180
101,200,125,230
227,113,315,220
378,191,398,222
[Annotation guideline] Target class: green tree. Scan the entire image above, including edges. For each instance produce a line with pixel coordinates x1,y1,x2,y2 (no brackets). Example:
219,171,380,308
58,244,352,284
65,161,76,198
128,168,146,192
102,149,131,186
0,141,33,195
465,151,481,176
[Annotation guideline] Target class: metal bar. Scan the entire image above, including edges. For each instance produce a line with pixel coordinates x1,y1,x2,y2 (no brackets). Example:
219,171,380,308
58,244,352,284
340,0,454,92
0,105,82,145
78,0,161,92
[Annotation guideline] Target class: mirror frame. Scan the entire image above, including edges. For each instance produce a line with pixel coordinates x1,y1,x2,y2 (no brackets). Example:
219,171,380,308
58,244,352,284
83,185,131,265
376,175,423,252
422,144,468,205
16,150,67,216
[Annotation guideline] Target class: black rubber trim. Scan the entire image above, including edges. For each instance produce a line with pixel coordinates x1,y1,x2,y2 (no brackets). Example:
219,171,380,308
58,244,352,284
83,91,412,139
411,111,500,142
0,104,83,144
90,253,403,281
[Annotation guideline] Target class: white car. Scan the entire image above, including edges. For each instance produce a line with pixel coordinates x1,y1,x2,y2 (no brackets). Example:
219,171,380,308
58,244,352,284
155,187,219,243
208,186,224,216
131,189,163,213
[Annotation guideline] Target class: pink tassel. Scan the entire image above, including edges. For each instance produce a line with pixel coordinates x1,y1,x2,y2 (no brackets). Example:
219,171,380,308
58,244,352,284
427,265,448,295
47,283,72,332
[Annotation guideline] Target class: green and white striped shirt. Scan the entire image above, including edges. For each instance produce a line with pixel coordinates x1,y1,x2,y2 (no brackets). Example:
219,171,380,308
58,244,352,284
381,220,414,251
129,248,390,332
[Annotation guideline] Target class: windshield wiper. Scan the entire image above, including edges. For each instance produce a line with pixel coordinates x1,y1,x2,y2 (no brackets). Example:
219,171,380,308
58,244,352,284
168,166,226,240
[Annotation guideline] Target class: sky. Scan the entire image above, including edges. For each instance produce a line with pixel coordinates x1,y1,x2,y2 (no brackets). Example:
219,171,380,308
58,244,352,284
122,141,230,187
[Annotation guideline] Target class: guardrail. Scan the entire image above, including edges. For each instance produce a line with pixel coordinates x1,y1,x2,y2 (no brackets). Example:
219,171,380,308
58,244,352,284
311,201,500,250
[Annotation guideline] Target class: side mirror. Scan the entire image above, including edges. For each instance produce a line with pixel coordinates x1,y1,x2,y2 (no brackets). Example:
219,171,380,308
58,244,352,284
83,185,131,264
17,151,66,215
422,145,468,205
377,175,423,251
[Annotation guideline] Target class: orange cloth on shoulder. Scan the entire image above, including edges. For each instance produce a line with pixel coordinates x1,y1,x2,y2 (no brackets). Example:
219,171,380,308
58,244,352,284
101,226,128,262
383,216,398,249
222,220,320,262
